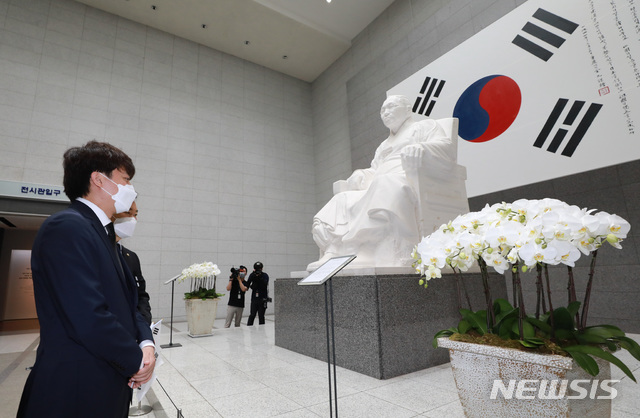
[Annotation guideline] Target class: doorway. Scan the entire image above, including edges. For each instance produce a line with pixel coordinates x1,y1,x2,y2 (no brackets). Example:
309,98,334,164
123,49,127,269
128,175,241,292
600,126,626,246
0,197,68,330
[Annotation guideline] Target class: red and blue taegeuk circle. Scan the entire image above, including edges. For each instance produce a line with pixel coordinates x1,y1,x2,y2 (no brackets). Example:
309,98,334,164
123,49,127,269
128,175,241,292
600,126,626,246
453,75,521,143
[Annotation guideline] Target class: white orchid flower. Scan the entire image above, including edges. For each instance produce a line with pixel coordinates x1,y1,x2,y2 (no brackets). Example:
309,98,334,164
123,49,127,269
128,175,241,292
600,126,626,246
548,240,581,267
518,241,559,267
484,221,522,249
605,213,631,240
482,251,510,274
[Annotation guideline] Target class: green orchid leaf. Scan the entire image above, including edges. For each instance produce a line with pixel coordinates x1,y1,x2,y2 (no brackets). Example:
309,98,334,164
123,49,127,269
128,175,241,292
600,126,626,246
576,326,625,344
526,317,551,334
460,309,487,335
511,319,535,339
566,350,600,377
564,345,637,382
518,337,545,348
493,308,519,334
493,298,514,316
457,319,471,335
555,329,574,341
584,324,625,337
615,336,640,362
552,307,575,331
523,337,545,346
498,317,517,340
518,340,538,348
566,301,581,317
433,328,457,348
605,340,618,352
494,307,518,325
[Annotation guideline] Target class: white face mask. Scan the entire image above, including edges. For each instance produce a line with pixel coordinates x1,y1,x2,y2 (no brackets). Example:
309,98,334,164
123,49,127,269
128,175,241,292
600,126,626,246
99,173,137,214
114,217,137,239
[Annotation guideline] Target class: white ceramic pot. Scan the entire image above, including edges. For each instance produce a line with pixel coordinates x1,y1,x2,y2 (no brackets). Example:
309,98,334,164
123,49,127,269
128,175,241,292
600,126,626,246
438,337,612,417
185,298,219,337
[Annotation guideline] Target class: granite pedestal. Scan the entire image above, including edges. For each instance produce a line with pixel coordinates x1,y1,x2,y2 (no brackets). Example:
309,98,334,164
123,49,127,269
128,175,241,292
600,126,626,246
274,272,506,379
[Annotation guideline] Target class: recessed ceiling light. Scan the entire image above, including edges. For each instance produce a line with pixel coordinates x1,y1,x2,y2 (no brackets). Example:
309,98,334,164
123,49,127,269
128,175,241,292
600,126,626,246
282,55,288,59
244,40,250,45
151,5,157,10
201,24,207,29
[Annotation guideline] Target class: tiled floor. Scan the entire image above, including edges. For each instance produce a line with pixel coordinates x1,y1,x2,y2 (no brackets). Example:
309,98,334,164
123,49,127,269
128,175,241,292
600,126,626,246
2,317,640,417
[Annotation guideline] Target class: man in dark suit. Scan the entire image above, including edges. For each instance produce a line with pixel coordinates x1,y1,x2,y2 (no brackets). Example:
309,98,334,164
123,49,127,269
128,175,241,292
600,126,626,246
114,201,153,325
18,141,156,418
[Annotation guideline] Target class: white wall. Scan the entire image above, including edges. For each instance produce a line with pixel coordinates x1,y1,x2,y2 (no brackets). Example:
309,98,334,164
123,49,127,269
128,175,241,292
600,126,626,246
0,0,319,322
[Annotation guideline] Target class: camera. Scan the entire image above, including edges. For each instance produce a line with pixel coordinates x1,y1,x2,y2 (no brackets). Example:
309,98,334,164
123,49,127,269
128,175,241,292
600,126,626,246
230,267,238,278
266,297,273,303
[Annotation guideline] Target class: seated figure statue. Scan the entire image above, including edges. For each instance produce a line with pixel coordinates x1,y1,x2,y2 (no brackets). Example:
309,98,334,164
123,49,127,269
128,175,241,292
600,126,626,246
307,94,469,270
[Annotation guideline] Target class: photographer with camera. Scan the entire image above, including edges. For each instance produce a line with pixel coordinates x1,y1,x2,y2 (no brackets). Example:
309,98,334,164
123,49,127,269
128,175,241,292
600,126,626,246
246,262,270,326
224,265,248,328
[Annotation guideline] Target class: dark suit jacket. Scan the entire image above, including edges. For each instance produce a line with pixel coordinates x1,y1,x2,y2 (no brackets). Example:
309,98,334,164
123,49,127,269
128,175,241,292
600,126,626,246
18,200,153,418
120,244,153,325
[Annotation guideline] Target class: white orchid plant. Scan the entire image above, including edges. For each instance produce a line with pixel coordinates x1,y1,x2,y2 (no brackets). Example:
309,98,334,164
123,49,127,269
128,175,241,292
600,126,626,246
412,198,640,381
178,262,223,300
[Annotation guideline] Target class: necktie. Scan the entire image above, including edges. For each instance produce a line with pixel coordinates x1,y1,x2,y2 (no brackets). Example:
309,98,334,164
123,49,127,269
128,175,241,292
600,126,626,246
106,222,117,250
106,223,124,274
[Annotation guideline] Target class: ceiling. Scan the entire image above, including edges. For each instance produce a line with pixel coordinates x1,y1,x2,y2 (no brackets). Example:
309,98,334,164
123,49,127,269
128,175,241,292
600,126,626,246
73,0,397,82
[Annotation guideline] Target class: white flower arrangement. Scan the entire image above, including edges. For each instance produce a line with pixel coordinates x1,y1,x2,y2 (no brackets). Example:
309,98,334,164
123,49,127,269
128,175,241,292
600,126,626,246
178,262,221,282
412,198,640,380
178,262,223,300
412,198,629,282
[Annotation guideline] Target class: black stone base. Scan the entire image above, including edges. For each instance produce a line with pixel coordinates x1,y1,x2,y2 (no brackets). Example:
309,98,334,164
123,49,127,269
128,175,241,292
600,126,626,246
274,272,507,379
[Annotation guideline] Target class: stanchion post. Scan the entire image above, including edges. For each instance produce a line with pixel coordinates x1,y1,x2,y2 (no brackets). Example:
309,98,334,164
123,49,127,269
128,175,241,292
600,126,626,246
324,281,334,418
329,277,338,417
298,255,355,418
128,399,152,416
160,274,182,349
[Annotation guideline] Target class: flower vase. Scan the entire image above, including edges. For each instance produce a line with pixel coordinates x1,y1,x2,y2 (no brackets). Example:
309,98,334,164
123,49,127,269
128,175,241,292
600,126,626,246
438,337,612,417
185,298,219,337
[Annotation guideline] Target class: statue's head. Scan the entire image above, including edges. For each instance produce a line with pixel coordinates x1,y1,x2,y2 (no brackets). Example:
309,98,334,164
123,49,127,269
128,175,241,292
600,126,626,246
380,95,413,132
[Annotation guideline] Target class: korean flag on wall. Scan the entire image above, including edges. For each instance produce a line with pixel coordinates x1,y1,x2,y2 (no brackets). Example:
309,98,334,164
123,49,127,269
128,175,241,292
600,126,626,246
389,0,640,197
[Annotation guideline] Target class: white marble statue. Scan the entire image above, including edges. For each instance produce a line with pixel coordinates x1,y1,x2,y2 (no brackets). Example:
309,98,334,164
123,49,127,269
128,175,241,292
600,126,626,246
307,95,469,271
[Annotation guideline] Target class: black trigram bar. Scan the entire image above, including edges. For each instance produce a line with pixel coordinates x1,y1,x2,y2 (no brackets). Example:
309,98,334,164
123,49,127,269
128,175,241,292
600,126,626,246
534,99,602,157
512,8,578,61
533,8,579,34
412,77,446,116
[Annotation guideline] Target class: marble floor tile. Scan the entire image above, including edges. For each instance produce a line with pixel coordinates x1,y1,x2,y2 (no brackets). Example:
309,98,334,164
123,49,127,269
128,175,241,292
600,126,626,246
307,391,418,418
208,386,303,418
366,376,460,414
272,373,360,407
2,317,639,418
191,369,266,400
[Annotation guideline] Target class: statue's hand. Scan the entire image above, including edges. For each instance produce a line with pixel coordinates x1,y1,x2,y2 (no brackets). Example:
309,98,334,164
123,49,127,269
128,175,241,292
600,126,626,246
346,169,368,190
401,145,425,170
333,179,350,194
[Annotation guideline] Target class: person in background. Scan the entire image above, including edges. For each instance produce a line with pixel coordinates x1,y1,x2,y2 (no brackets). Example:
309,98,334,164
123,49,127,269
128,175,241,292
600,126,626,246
246,261,269,326
18,141,155,418
224,265,248,328
113,201,152,325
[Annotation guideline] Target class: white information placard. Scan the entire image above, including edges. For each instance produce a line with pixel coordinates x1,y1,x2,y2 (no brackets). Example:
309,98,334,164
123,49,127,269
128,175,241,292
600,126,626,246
298,255,356,286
